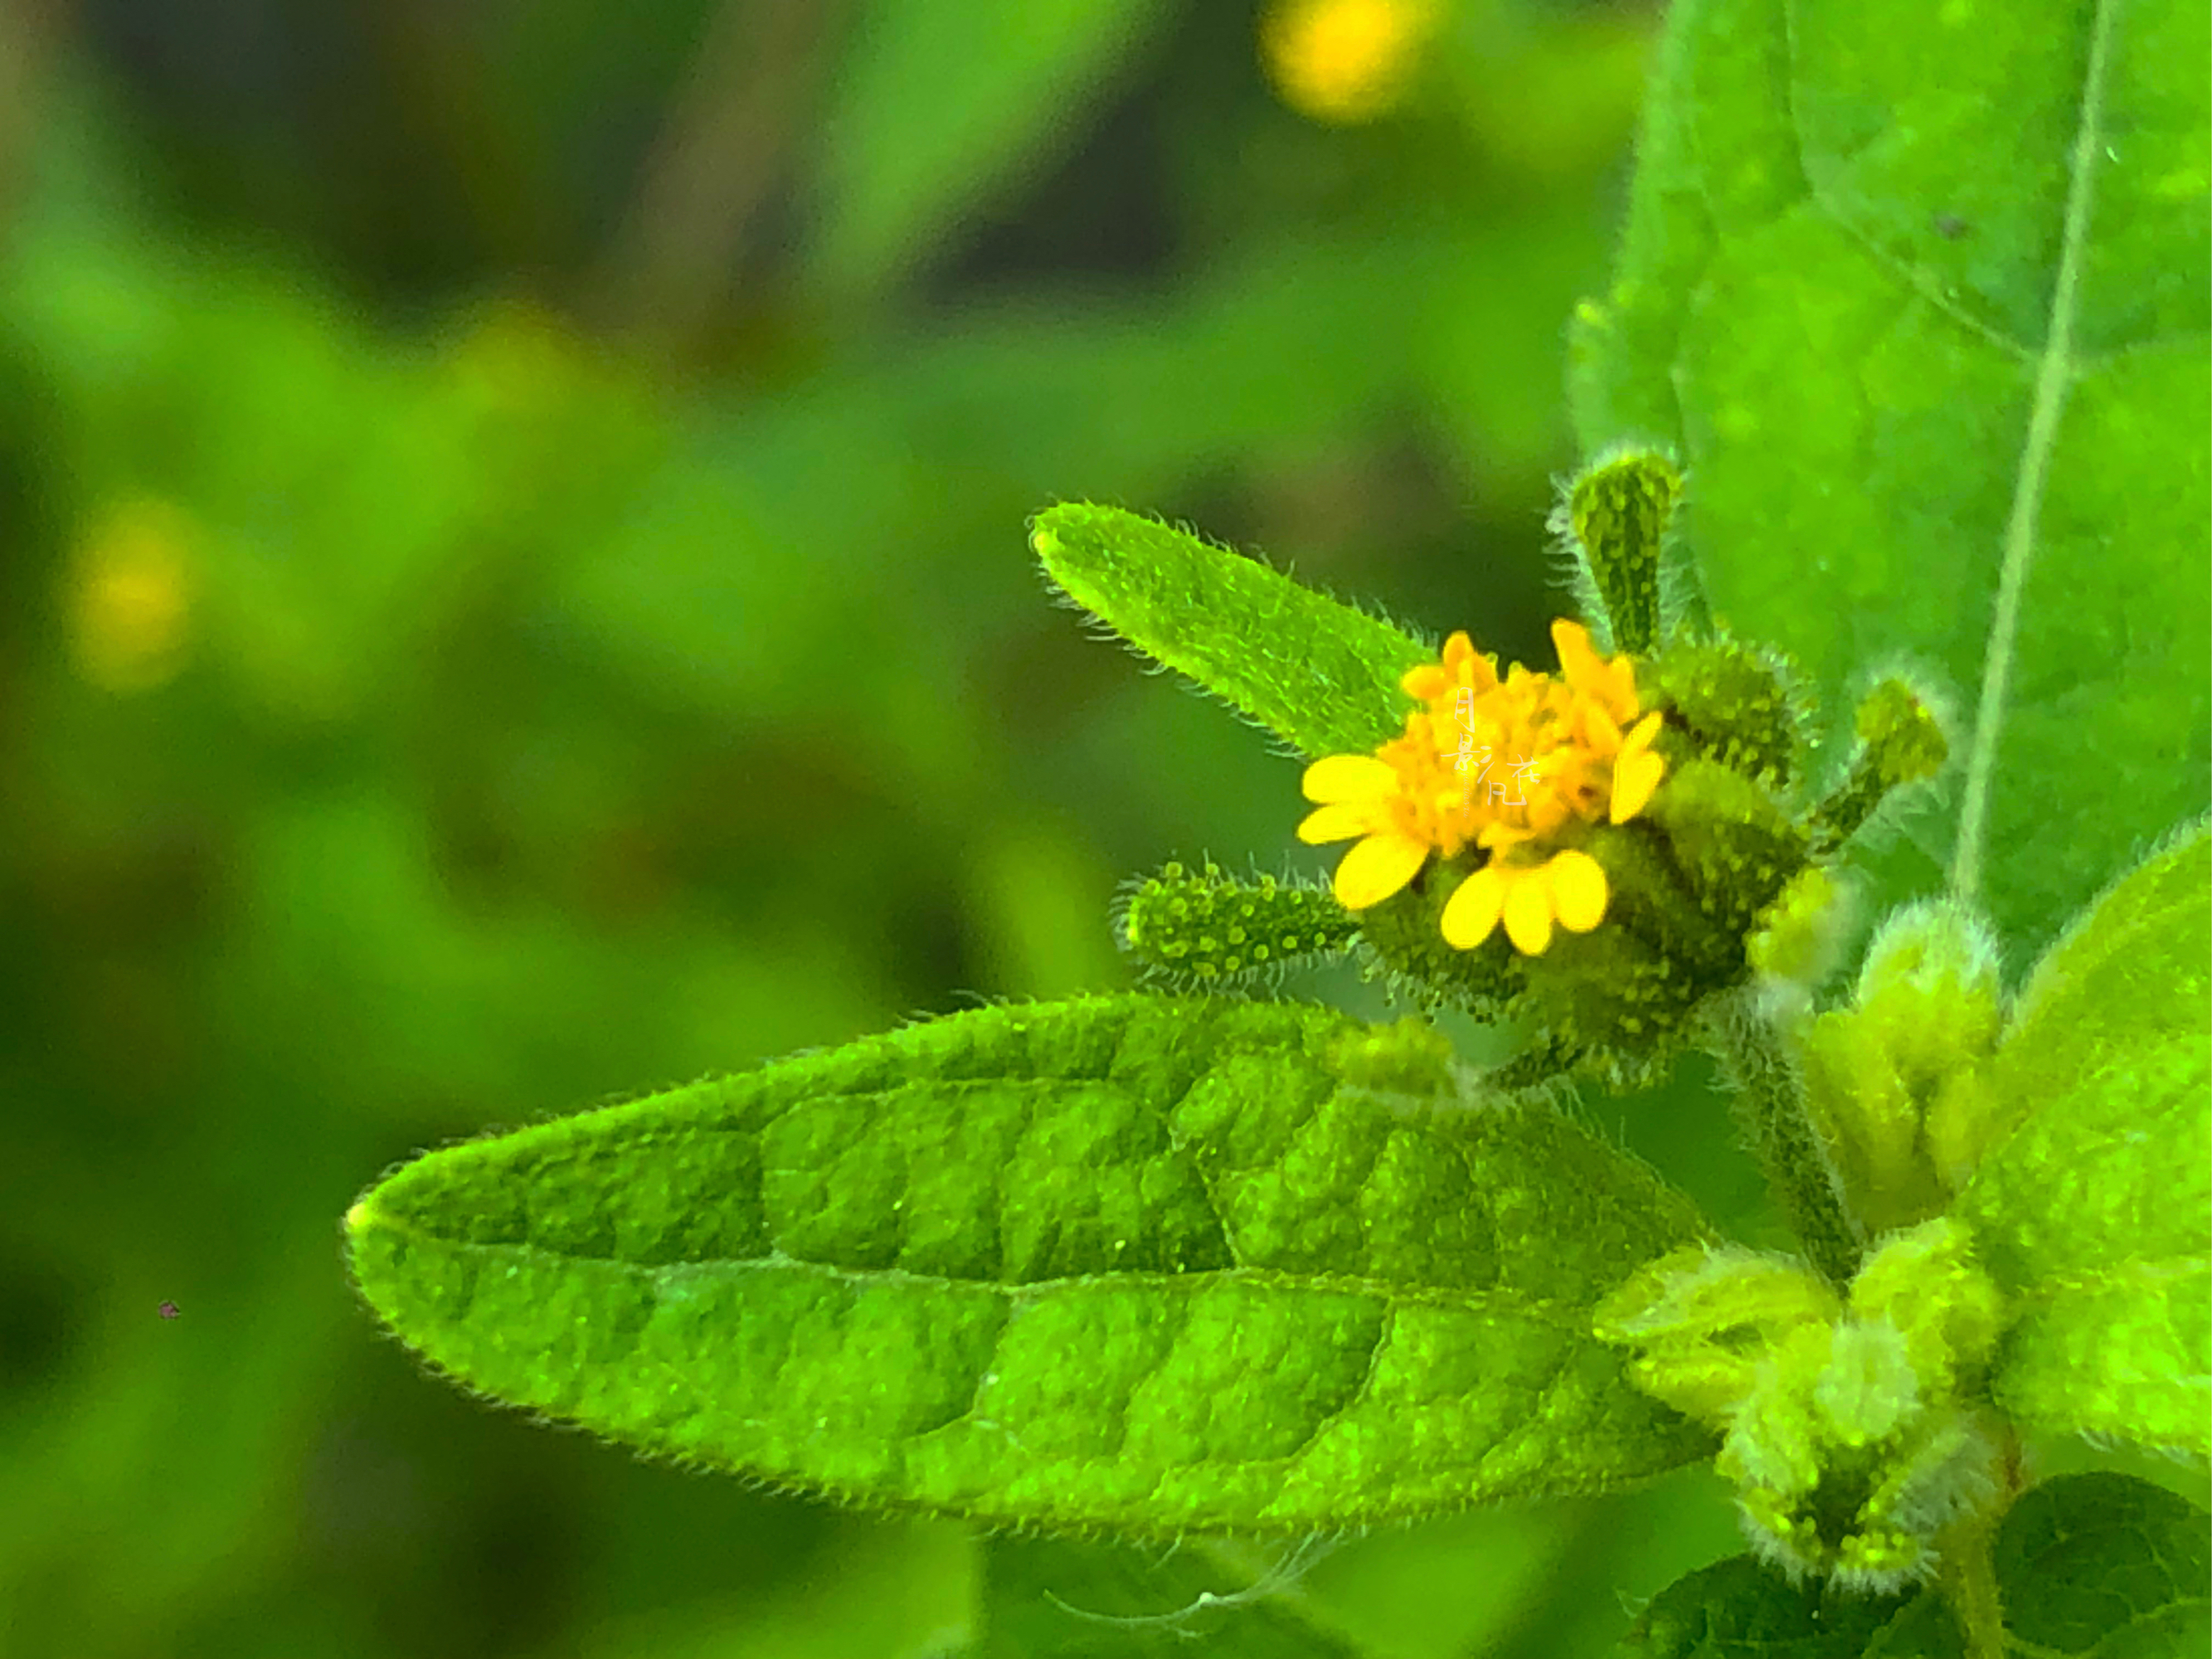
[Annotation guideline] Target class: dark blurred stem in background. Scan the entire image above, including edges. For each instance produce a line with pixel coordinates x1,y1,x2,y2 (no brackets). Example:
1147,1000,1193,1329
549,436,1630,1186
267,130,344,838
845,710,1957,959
0,0,63,245
370,0,550,282
593,0,843,358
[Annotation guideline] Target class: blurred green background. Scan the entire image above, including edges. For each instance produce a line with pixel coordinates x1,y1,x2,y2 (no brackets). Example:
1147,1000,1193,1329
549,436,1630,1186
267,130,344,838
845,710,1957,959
0,0,1845,1653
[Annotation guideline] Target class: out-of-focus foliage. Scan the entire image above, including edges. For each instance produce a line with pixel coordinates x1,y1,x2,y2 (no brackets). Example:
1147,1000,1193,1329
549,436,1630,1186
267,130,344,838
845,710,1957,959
1,2,2194,1657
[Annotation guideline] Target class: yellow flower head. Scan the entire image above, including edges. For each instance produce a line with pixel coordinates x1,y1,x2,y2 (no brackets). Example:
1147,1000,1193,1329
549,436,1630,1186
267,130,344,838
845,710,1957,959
1261,0,1440,125
1298,620,1667,955
68,498,197,693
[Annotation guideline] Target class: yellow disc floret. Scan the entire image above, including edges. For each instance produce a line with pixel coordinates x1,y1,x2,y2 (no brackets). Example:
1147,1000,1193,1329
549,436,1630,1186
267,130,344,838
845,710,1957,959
1298,619,1667,955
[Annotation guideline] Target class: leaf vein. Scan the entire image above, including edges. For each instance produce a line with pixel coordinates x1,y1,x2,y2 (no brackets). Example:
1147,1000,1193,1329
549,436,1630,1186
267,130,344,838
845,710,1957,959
1952,0,2122,901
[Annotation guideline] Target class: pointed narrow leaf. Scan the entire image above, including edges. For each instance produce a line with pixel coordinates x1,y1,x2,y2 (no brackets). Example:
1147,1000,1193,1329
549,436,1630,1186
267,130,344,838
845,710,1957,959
347,994,1714,1538
1959,824,2211,1452
1032,502,1433,760
1612,1473,2210,1658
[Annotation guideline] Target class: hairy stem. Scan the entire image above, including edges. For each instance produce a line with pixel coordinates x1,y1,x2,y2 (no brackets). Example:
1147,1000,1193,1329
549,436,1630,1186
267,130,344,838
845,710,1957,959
1704,993,1862,1288
1939,1508,2007,1659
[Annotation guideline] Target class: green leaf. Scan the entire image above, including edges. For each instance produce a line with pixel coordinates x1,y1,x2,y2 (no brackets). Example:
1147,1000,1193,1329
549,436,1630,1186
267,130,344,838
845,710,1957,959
1612,1472,2210,1657
808,0,1169,297
346,994,1714,1538
1610,1556,1928,1658
973,1534,1359,1658
1992,1472,2212,1657
1957,822,2211,1454
1569,0,2212,955
1032,503,1434,761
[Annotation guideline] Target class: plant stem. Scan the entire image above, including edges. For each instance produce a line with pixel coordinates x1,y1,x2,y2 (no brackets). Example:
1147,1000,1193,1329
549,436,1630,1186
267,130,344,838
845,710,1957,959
1704,992,1862,1289
1939,1509,2007,1659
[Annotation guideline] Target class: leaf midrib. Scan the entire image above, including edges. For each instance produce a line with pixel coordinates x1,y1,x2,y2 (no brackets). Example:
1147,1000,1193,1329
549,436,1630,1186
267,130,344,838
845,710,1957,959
1951,0,2122,903
377,1219,1610,1319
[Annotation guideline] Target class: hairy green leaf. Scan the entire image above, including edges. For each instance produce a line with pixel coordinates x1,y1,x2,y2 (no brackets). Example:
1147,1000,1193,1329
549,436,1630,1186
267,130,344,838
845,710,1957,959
1031,503,1434,761
1613,1472,2210,1658
1570,0,2211,955
347,994,1714,1537
1958,822,2211,1453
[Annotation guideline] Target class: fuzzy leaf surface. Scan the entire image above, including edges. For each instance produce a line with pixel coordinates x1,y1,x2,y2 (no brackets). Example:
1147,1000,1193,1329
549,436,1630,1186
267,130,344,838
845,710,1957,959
1569,0,2211,954
1032,503,1433,761
1959,823,2212,1453
347,994,1714,1537
1612,1473,2210,1657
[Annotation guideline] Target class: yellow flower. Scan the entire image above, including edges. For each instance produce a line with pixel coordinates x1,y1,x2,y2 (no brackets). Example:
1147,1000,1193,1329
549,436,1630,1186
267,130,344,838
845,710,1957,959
1439,848,1609,956
1297,713,1478,907
1261,0,1440,125
68,498,196,693
1297,618,1667,953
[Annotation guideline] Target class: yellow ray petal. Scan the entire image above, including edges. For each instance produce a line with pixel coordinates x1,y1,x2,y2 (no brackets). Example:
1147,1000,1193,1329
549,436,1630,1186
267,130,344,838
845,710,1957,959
1580,697,1624,754
1333,830,1429,908
1502,871,1555,955
1611,747,1667,823
1302,753,1398,803
1297,802,1375,844
1440,864,1505,949
1548,849,1608,932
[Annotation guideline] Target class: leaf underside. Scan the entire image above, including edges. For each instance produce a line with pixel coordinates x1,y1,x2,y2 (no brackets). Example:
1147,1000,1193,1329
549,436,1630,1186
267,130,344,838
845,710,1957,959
348,994,1715,1538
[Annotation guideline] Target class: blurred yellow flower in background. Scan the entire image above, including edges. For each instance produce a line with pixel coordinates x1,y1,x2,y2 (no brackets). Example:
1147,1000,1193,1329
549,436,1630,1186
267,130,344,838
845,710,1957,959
1262,0,1441,124
67,498,197,693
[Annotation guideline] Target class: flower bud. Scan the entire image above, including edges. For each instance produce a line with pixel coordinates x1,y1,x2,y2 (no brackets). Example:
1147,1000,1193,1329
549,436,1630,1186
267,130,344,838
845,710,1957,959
1553,445,1685,654
1641,636,1804,791
1811,678,1949,855
1801,902,2005,1231
1640,757,1811,938
1747,865,1854,993
1606,1220,2011,1594
1117,861,1358,989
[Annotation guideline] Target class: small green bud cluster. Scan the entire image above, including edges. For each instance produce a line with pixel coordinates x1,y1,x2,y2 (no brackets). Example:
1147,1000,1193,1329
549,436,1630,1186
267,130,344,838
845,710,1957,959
1116,861,1357,990
1597,1218,2009,1593
1801,901,2005,1233
1811,678,1951,855
1746,866,1852,993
